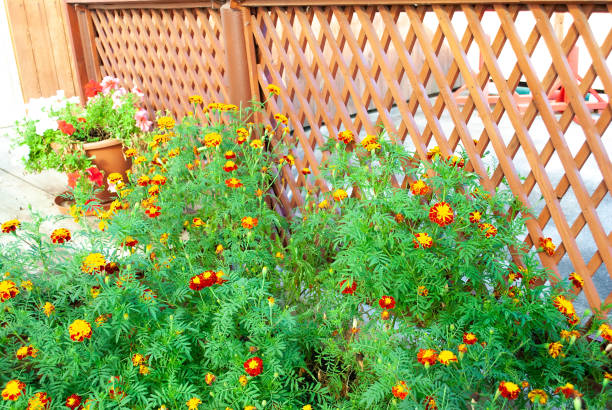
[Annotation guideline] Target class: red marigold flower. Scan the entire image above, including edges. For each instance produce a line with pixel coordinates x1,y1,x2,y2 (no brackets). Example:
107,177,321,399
27,392,50,409
339,279,357,295
65,394,82,410
413,232,433,249
438,350,457,365
417,349,438,366
498,381,520,400
391,381,409,400
85,167,104,186
478,223,497,238
241,216,258,229
337,130,354,144
203,132,222,147
121,236,138,248
189,270,217,290
554,383,580,399
16,345,38,360
57,120,75,136
223,160,238,172
104,262,120,275
508,266,526,282
225,178,244,188
469,211,482,223
410,179,430,195
424,396,438,410
569,272,584,289
2,219,20,233
539,237,556,256
1,379,25,401
553,295,576,318
225,150,236,159
548,341,564,358
151,175,167,185
145,205,161,218
429,202,454,226
446,155,465,168
68,319,92,342
599,324,612,342
0,280,19,302
236,135,247,145
50,228,71,244
137,175,150,186
85,80,103,97
378,295,396,309
301,167,311,175
244,357,263,376
463,332,478,345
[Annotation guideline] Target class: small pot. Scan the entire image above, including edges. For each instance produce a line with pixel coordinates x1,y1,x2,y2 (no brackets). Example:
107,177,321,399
83,138,131,203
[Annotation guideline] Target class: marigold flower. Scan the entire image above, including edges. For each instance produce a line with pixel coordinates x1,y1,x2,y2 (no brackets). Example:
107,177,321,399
554,383,579,399
192,217,205,227
438,350,457,365
186,397,201,409
410,179,430,195
223,160,238,172
337,130,354,144
274,113,288,125
0,280,19,302
205,373,216,385
245,406,256,410
360,134,381,151
339,279,356,295
279,154,295,166
225,178,244,188
239,375,248,386
469,211,482,223
417,286,428,297
553,295,576,318
1,219,20,233
81,253,106,274
302,406,312,410
236,127,249,140
16,345,38,360
204,132,222,148
268,296,275,306
569,272,584,289
189,95,203,105
395,213,404,223
244,357,263,376
95,314,110,327
148,185,160,196
2,379,25,401
528,389,548,405
267,84,280,95
145,205,161,218
427,146,441,160
121,236,138,248
391,381,409,400
139,365,150,375
478,223,498,238
157,116,175,130
447,155,465,168
318,199,329,209
105,262,119,275
137,175,150,186
417,349,438,366
458,344,467,354
548,341,564,358
301,167,311,175
378,295,396,309
132,353,145,366
539,237,556,256
124,148,138,158
160,233,169,245
333,189,348,202
20,280,33,291
241,216,258,229
560,329,580,341
413,232,433,249
429,202,454,226
50,228,71,244
599,323,612,342
151,174,167,185
69,319,92,342
65,394,82,410
381,310,390,320
215,244,224,254
498,381,520,400
42,302,55,316
250,139,263,149
463,332,477,345
27,392,50,409
424,396,438,410
85,80,102,97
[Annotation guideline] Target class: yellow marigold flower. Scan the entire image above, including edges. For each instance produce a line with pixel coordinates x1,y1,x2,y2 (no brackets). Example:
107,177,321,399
68,319,92,342
186,397,201,409
90,286,100,299
250,139,263,149
2,379,26,401
360,134,381,151
42,302,55,317
337,130,354,144
268,296,275,306
333,189,348,202
410,179,429,195
239,375,248,386
205,373,216,385
458,344,467,354
599,323,612,342
132,353,145,366
139,365,150,375
157,116,175,130
1,219,20,234
438,350,458,365
244,406,256,410
427,145,441,160
539,237,556,256
20,280,33,291
81,253,106,274
560,329,580,341
548,341,564,358
95,314,110,327
160,233,169,244
189,95,204,105
134,155,147,165
204,132,222,148
16,345,38,360
553,295,576,317
267,84,280,95
274,113,288,125
124,148,138,158
569,272,584,289
50,228,71,244
275,252,284,259
413,232,433,249
528,389,548,405
318,199,329,209
0,280,19,302
302,406,312,410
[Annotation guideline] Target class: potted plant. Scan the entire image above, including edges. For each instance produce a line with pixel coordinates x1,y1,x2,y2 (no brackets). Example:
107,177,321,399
15,76,152,204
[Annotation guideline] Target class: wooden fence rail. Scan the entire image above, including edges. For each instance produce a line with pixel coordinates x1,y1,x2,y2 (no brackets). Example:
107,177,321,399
63,0,612,314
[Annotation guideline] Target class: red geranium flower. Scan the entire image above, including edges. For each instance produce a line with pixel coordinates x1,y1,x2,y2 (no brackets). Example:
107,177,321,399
85,167,104,186
429,202,454,226
85,80,103,98
339,279,356,295
57,120,75,136
378,295,396,309
244,357,263,376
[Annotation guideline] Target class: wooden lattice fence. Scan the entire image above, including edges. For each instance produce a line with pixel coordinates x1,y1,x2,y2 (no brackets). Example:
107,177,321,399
64,0,611,314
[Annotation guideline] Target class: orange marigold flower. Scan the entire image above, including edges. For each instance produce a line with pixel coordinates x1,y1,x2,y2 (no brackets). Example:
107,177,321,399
274,113,288,125
244,357,263,376
239,375,248,386
27,392,50,409
0,280,19,302
410,179,430,195
337,130,354,144
417,349,438,366
157,116,175,130
391,381,409,400
333,189,348,202
379,295,396,309
186,397,201,410
498,381,520,400
360,134,381,151
478,223,498,238
604,372,612,381
528,389,548,405
65,394,82,410
204,132,222,148
569,272,584,289
1,219,20,233
424,396,438,410
521,381,529,389
417,286,429,297
189,271,217,290
121,236,138,248
267,84,280,95
394,213,404,223
223,160,238,172
205,373,216,385
339,279,357,295
241,216,258,229
250,139,263,149
553,295,576,318
145,205,161,218
438,350,457,365
463,332,478,345
381,310,390,320
137,175,150,186
539,237,556,256
554,383,580,399
599,323,612,342
2,379,25,401
151,174,166,185
301,167,311,175
68,319,92,342
42,302,55,316
215,244,224,254
225,178,244,188
458,344,467,354
560,329,580,341
413,232,433,249
548,341,564,358
429,202,454,226
95,314,111,327
192,217,205,227
469,211,482,223
81,253,106,274
50,228,71,244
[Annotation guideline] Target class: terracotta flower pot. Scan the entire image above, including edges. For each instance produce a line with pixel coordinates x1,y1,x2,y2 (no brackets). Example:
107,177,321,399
83,138,131,203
